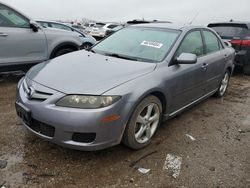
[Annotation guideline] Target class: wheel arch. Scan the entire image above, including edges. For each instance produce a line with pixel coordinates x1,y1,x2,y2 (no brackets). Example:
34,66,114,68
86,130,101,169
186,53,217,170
49,42,80,59
126,89,168,123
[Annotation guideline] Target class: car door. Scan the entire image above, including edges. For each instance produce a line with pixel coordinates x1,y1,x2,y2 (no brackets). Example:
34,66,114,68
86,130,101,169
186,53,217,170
202,29,228,92
0,3,47,66
167,30,209,113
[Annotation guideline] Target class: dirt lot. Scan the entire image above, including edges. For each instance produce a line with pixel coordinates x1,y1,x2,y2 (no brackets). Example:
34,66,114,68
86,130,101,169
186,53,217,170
0,72,250,188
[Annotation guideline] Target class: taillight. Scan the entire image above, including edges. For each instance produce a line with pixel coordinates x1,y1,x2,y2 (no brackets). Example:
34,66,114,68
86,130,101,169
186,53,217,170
230,39,250,46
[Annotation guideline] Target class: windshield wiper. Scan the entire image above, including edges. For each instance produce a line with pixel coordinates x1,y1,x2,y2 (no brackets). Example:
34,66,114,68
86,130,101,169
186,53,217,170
104,53,138,61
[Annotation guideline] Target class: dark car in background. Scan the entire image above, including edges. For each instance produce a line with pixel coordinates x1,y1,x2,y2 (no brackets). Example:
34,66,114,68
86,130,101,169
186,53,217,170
208,22,250,75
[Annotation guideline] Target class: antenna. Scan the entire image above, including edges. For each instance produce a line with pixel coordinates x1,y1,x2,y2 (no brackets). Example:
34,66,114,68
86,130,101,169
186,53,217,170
189,12,199,25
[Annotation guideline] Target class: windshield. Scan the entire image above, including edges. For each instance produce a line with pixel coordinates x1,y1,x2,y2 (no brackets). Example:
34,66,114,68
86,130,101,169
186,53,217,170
92,27,180,62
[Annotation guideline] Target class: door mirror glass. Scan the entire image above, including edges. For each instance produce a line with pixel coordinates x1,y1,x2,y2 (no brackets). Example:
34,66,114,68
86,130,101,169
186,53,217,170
30,21,39,32
176,53,197,64
224,41,232,47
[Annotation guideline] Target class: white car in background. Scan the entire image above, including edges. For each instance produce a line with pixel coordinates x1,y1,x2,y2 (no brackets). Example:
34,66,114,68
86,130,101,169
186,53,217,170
90,23,119,38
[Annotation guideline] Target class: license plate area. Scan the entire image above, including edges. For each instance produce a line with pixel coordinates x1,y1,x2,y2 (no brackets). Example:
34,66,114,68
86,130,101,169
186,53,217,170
15,102,31,126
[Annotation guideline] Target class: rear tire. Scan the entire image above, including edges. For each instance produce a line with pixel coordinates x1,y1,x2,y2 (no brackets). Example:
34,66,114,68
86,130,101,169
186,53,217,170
122,95,162,150
52,48,75,58
214,70,230,97
243,64,250,75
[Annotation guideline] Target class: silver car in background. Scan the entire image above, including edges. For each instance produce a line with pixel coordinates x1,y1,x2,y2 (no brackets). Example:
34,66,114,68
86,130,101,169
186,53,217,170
36,20,96,50
90,22,119,38
16,23,235,151
0,2,84,72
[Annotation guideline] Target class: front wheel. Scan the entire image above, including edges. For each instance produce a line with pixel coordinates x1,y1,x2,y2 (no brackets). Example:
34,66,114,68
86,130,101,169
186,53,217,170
214,71,230,97
122,95,162,150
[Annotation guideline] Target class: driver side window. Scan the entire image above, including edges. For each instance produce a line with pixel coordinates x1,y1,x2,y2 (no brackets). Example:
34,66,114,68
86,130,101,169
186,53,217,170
0,4,29,28
176,31,204,58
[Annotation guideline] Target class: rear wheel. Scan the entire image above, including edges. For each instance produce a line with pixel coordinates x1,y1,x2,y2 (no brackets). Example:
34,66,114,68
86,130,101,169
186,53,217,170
214,70,230,97
122,95,162,150
243,64,250,75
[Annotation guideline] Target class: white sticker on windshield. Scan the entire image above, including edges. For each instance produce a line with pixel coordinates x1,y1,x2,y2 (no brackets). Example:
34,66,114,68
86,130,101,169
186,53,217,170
141,40,163,49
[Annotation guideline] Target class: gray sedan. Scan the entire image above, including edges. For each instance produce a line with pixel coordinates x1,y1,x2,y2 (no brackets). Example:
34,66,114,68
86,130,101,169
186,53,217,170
16,23,235,150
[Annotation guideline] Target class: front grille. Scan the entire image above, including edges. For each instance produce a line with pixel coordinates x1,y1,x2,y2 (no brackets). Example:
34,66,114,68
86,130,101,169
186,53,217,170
22,80,53,101
72,133,96,143
27,119,55,138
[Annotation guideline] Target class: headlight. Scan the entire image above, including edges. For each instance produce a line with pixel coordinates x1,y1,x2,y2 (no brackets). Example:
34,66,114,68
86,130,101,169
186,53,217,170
56,95,121,109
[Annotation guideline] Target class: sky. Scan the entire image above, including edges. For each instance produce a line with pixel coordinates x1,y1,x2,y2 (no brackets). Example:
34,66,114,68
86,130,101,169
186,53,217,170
2,0,250,25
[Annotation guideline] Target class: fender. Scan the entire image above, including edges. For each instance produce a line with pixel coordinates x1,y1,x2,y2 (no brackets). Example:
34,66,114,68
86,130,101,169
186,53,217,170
49,42,80,59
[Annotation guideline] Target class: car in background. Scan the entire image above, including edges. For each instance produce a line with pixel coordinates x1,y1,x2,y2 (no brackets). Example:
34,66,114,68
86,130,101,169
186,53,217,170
90,22,120,39
105,25,124,37
84,22,96,34
37,20,96,50
127,19,172,25
0,2,84,73
16,23,235,151
208,21,250,75
71,24,85,33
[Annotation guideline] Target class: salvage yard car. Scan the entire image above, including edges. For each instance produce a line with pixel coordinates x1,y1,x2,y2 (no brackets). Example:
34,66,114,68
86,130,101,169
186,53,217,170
36,20,96,50
16,23,235,151
208,21,250,75
0,2,84,73
90,22,119,39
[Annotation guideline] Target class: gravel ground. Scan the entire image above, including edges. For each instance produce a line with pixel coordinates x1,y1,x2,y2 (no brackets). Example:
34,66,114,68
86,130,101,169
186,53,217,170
0,72,250,188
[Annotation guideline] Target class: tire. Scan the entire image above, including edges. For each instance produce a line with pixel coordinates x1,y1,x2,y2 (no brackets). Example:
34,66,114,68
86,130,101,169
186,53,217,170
52,48,75,58
82,43,92,50
122,95,162,150
243,64,250,75
214,70,230,97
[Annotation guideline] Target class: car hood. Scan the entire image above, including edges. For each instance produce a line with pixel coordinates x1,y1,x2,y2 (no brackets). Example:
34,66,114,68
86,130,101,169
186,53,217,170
26,51,156,95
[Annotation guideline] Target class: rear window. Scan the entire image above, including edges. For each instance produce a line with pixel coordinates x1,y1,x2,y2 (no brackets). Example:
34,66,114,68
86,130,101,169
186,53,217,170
208,24,249,37
95,23,105,28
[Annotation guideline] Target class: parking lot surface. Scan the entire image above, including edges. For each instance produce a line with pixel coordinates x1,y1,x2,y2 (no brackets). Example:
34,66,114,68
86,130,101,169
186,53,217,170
0,72,250,188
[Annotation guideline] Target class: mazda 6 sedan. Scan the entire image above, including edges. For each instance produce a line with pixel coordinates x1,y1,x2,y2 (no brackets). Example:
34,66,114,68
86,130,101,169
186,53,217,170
16,23,235,150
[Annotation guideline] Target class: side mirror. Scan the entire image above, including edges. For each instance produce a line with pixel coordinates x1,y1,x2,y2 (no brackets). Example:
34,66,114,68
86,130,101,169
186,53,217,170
224,41,232,47
30,21,39,32
176,53,197,64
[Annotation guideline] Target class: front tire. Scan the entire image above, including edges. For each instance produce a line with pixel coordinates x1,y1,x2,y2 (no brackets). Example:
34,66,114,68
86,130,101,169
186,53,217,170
214,70,230,97
122,95,162,150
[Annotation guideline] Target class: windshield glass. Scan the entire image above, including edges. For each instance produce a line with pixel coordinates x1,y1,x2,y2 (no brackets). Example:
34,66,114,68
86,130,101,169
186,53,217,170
92,27,180,62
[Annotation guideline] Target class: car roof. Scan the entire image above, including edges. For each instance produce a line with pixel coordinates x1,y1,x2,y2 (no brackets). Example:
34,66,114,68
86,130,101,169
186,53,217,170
130,23,207,31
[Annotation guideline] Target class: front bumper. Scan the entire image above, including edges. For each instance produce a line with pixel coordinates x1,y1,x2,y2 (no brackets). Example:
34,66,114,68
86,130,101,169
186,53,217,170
16,78,132,151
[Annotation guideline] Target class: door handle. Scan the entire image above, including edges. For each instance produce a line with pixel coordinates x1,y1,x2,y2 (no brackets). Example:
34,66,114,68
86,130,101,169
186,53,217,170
201,63,208,70
0,33,8,37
